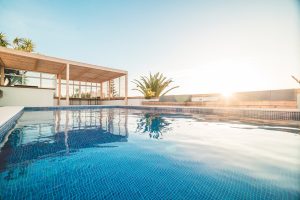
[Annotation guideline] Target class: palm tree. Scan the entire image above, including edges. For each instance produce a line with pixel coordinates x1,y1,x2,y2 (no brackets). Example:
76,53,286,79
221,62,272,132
22,38,35,52
1,34,35,85
12,37,21,49
136,113,171,139
13,38,35,52
0,32,10,47
132,72,179,99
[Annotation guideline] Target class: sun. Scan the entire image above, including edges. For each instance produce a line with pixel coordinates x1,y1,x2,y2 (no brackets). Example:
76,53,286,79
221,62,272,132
221,90,233,98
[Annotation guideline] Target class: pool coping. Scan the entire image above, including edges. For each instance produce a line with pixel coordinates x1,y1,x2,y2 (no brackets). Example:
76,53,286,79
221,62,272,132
23,104,300,111
24,105,300,121
0,105,299,140
0,106,24,143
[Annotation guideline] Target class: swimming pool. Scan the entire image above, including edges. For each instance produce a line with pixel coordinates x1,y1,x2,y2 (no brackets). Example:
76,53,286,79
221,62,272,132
0,108,299,199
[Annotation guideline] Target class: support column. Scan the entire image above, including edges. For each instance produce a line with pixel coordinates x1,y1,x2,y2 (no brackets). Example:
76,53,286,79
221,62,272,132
57,74,62,105
72,81,74,97
79,81,81,98
119,77,121,97
297,91,300,109
125,74,128,105
100,82,103,99
90,82,92,97
39,73,42,88
0,66,4,86
66,63,70,105
108,80,111,100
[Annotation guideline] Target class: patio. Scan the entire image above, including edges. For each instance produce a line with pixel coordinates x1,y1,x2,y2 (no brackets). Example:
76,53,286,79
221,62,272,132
0,46,128,106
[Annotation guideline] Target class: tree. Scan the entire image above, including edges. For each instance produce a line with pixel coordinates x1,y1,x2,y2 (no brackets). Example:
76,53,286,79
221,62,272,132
136,113,171,139
4,69,26,86
13,37,21,48
0,32,10,47
13,38,35,52
132,72,179,99
0,33,35,86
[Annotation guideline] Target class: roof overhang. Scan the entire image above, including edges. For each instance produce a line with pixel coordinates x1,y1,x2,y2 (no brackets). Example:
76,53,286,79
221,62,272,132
0,46,127,83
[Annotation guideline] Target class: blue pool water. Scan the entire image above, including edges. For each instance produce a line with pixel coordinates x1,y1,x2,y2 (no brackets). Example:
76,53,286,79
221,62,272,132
0,108,299,200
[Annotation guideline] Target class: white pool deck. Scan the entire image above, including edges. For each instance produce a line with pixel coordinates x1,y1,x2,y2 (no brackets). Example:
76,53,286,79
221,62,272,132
0,106,24,128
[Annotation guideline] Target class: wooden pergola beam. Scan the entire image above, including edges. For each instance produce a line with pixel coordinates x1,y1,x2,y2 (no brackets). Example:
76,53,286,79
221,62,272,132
100,82,103,99
108,79,111,100
0,66,4,86
0,46,126,74
83,71,114,81
0,57,5,86
0,57,6,67
33,59,39,70
72,68,90,80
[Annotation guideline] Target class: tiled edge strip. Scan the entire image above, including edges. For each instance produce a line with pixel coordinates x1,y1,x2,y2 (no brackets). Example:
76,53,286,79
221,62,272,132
0,108,24,143
24,105,300,121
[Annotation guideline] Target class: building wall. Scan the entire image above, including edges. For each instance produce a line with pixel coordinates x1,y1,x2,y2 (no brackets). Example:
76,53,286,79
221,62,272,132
100,98,144,106
54,99,96,106
233,89,298,101
154,89,300,109
1,87,299,109
162,89,300,102
0,86,55,107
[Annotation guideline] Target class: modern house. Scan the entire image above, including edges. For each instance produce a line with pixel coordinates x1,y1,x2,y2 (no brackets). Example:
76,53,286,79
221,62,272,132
0,46,128,106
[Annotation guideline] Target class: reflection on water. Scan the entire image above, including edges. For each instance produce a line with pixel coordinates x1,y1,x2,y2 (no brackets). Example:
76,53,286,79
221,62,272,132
136,113,171,139
0,109,299,200
0,109,129,177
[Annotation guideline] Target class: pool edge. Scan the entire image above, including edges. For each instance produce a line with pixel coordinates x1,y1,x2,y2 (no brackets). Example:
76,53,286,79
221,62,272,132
23,105,300,121
0,106,24,143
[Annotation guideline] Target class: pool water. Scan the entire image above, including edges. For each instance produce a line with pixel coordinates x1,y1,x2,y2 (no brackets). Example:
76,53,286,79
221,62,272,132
0,108,299,200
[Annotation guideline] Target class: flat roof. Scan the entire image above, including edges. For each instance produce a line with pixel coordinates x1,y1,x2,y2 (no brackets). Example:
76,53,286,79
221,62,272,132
0,46,127,83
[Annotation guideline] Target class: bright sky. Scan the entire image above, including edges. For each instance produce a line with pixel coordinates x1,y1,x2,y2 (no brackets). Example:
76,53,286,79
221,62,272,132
0,0,299,96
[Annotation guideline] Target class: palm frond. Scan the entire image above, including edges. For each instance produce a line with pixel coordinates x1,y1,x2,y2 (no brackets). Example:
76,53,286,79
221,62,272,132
132,72,179,98
161,86,179,96
0,32,10,47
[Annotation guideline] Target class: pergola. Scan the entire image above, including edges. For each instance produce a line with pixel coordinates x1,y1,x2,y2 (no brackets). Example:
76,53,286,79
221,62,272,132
0,46,128,105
